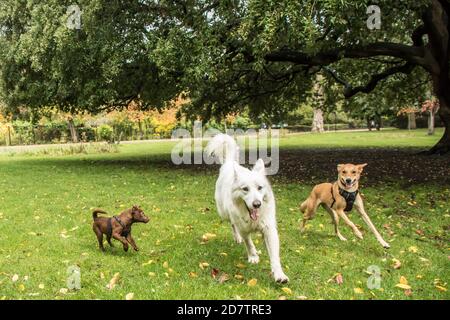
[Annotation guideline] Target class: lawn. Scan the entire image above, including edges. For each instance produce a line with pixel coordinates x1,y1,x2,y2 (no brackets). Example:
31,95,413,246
0,129,448,300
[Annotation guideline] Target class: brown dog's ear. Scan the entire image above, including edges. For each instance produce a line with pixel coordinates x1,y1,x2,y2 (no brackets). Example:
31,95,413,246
337,164,345,172
132,205,139,212
357,163,368,172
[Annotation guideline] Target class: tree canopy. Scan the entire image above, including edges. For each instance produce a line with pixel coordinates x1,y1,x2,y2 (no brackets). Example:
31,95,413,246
0,0,449,153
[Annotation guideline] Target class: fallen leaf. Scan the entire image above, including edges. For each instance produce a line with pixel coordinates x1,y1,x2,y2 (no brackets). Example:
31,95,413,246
199,262,209,270
218,273,230,284
435,285,447,292
141,260,154,266
395,276,411,290
38,284,45,289
211,268,219,279
408,246,419,253
188,272,198,278
335,273,344,285
392,258,402,269
235,263,246,269
106,272,120,290
247,278,257,287
163,261,169,269
234,274,244,280
296,295,308,300
281,287,293,295
278,295,287,300
354,288,364,294
59,288,68,294
18,284,25,291
125,293,134,300
202,233,217,241
148,272,156,277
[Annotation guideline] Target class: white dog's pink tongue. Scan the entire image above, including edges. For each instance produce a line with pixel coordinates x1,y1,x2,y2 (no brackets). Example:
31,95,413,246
250,209,259,221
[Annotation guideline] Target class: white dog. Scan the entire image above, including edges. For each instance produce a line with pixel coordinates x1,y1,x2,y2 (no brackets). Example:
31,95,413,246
206,134,289,283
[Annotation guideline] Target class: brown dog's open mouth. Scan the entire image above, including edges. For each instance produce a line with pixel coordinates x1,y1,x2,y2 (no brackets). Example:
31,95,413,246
341,179,356,188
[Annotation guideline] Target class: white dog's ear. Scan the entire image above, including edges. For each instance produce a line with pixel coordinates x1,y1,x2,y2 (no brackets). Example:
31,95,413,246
253,158,266,175
337,164,344,172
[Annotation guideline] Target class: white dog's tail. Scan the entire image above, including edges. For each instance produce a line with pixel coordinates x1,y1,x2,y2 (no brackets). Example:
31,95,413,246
206,134,239,164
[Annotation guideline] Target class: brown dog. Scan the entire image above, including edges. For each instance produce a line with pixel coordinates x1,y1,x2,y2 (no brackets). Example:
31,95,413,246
300,163,390,248
92,205,150,252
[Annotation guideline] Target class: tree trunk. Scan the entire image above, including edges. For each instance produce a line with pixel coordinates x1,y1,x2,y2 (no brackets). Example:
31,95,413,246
428,110,435,135
67,118,78,143
311,108,324,133
407,113,416,130
427,94,450,154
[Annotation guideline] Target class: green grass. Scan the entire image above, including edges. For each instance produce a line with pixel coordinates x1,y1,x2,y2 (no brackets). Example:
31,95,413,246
0,128,448,300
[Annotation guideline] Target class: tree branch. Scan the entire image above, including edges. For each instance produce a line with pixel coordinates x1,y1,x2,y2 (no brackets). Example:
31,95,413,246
343,63,415,98
265,42,427,68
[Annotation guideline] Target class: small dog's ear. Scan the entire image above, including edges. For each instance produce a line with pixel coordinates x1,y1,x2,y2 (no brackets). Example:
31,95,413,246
337,164,345,172
132,205,139,211
253,158,265,175
357,163,368,172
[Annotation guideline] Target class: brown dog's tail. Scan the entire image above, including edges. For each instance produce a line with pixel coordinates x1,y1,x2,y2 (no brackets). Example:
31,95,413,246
92,209,108,219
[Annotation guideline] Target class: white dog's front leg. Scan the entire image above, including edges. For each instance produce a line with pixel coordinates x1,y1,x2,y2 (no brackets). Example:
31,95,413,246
262,226,289,283
242,233,259,264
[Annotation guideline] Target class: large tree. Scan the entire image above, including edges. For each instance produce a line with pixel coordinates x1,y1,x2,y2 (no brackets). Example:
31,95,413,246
159,0,448,154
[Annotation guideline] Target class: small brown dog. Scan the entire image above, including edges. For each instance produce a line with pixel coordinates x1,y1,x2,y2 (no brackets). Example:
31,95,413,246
300,163,390,248
92,205,150,252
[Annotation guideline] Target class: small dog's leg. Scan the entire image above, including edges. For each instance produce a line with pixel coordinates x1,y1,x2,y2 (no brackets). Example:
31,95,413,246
126,234,139,251
93,225,105,251
336,210,363,239
262,225,289,283
354,196,390,248
324,206,347,241
107,235,114,247
231,224,243,244
242,234,259,264
112,232,129,252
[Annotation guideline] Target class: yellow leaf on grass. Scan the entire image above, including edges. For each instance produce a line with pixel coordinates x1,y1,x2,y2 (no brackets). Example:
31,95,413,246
281,287,293,295
18,284,25,291
202,233,217,241
235,263,246,269
435,285,447,292
354,288,364,294
392,258,402,269
408,246,419,253
247,278,258,287
106,272,120,290
59,288,68,294
148,272,156,277
163,261,169,269
395,276,411,290
199,262,209,270
38,284,45,289
142,260,154,266
125,293,134,300
234,274,244,280
395,284,412,290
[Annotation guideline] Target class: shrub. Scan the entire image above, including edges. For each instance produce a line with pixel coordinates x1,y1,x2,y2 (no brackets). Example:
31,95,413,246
97,124,114,142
